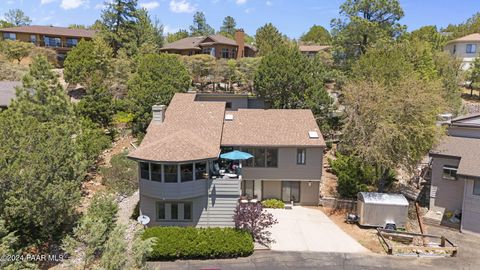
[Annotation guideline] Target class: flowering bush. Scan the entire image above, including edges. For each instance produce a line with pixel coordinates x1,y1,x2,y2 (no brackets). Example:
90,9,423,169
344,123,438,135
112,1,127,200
233,202,278,245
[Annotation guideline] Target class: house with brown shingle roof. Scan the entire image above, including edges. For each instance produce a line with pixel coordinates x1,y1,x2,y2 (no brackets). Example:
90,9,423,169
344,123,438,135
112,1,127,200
298,45,331,58
160,29,256,59
444,33,480,70
0,25,96,59
128,92,325,227
427,113,480,234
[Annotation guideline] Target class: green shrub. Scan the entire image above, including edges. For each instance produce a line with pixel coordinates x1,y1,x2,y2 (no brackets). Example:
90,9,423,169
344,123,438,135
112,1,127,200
261,198,284,209
131,201,140,220
142,227,253,260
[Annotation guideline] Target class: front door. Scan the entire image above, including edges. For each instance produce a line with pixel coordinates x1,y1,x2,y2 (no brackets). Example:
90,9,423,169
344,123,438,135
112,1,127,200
282,181,300,203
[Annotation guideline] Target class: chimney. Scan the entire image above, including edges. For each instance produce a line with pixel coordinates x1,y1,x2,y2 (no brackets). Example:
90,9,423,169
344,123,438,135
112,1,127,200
152,105,166,123
235,29,245,59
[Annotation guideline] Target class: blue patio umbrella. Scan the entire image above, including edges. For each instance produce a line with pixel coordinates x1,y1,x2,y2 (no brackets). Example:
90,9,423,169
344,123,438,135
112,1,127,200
220,150,253,160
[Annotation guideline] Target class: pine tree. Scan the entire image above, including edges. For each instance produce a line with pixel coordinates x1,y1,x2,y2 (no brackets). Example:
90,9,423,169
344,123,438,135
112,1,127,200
189,11,215,36
219,16,237,37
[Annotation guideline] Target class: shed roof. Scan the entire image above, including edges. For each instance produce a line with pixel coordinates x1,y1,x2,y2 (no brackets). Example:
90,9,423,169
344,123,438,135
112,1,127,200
358,192,409,206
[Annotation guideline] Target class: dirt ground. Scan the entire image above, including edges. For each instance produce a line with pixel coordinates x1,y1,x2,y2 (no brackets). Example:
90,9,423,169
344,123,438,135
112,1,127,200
318,207,387,253
320,147,338,198
79,133,137,212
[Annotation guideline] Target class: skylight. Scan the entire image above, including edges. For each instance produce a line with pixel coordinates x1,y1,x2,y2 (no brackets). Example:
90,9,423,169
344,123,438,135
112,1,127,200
225,114,234,121
308,131,319,139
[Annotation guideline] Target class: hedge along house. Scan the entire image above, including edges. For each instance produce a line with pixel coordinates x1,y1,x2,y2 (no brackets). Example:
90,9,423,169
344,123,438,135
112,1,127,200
428,113,480,234
0,25,95,61
128,93,325,227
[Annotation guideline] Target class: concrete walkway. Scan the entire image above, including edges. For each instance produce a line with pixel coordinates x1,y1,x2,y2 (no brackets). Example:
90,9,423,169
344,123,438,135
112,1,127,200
266,206,367,253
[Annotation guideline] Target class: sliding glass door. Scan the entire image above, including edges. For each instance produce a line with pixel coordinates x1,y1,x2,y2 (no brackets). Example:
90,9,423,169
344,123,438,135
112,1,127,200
281,181,300,203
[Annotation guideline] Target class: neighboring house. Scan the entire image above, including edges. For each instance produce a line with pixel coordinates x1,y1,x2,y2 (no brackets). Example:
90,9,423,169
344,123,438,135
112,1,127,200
444,33,480,70
299,45,331,58
428,113,480,234
160,30,256,59
0,25,95,60
0,81,21,109
128,92,325,227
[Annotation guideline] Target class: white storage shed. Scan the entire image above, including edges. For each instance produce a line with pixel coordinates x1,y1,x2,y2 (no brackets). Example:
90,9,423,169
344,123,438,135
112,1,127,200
357,192,409,228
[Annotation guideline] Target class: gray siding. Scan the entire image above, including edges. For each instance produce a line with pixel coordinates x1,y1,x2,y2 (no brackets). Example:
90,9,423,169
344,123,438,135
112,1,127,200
430,156,464,212
140,178,240,228
448,126,480,139
242,147,323,181
194,95,265,110
461,178,480,234
259,180,319,205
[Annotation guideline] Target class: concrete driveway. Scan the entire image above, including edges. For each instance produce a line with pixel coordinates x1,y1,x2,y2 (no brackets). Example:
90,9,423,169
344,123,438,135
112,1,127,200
266,206,367,253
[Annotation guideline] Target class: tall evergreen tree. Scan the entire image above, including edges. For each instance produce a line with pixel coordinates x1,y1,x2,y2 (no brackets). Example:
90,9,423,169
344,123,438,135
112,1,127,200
100,0,139,55
255,23,284,56
189,11,215,36
219,16,237,37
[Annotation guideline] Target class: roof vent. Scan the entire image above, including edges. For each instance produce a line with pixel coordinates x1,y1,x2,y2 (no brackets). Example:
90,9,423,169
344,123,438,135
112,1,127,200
308,131,319,139
225,114,234,121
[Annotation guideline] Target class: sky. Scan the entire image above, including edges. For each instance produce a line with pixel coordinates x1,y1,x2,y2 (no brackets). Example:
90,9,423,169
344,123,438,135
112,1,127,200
1,0,479,39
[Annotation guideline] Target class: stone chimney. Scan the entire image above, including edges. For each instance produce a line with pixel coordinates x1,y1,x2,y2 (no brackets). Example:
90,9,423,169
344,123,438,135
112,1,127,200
235,29,245,59
152,105,166,123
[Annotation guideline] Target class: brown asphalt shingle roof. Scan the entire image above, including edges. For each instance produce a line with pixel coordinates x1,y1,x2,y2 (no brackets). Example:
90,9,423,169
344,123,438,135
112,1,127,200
0,25,96,38
129,93,325,162
221,109,325,147
299,45,331,52
430,136,480,177
447,33,480,43
128,93,226,162
160,34,256,51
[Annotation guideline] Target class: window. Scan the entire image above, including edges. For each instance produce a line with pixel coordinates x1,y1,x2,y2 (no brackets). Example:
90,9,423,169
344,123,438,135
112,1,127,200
243,148,278,168
164,164,178,183
156,201,192,221
183,202,192,220
242,180,254,197
140,162,149,180
3,33,16,40
151,164,161,182
282,181,300,203
443,166,458,180
44,36,61,47
297,148,306,165
181,164,193,182
466,44,477,53
225,102,232,109
202,47,212,55
266,149,278,167
474,180,480,196
171,203,178,220
66,38,78,47
222,48,229,58
254,148,266,167
157,202,165,219
229,49,237,59
30,35,36,44
195,162,207,180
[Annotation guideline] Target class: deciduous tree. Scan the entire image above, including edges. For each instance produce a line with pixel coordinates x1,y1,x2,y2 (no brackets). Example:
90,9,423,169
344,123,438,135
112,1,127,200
4,9,31,26
0,40,34,64
300,25,331,45
234,203,278,245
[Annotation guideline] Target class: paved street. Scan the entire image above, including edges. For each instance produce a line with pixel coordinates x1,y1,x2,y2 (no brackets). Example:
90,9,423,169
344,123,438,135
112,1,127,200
266,207,367,253
148,250,478,270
